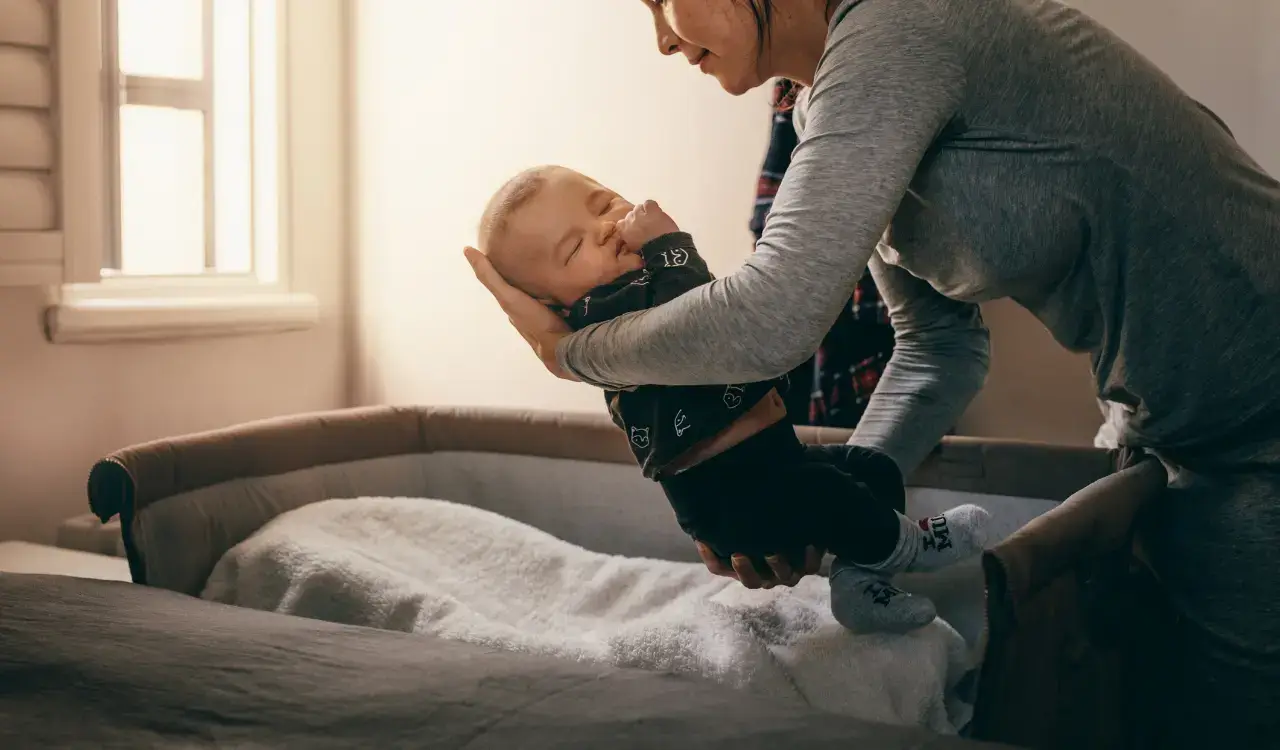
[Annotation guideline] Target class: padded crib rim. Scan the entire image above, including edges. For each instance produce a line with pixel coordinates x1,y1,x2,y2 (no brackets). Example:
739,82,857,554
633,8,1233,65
88,405,1116,527
82,406,1162,749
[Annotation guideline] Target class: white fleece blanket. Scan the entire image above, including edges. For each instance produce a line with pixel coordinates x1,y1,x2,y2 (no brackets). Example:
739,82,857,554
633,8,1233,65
202,497,974,734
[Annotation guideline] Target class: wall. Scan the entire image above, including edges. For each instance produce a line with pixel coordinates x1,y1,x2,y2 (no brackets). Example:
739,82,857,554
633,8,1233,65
352,0,1277,446
350,0,771,413
0,1,348,544
1255,0,1280,175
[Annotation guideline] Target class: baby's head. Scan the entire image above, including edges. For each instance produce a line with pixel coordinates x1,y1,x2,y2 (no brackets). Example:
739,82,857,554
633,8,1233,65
478,166,645,307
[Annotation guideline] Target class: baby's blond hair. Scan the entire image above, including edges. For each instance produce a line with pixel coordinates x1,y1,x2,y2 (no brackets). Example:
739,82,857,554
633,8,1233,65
477,165,562,273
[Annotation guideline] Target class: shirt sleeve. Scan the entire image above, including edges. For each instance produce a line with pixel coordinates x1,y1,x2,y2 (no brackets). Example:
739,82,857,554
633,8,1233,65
848,254,990,475
556,0,967,390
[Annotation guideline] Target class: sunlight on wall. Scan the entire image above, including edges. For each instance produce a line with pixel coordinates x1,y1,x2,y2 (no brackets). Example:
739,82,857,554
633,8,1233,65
352,0,772,412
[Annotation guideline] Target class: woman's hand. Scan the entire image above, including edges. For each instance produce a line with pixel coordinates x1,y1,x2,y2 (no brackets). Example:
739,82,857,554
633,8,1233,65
464,247,578,381
696,542,824,590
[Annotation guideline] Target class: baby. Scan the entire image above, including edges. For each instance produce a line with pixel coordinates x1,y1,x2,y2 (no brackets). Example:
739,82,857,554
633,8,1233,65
476,165,992,634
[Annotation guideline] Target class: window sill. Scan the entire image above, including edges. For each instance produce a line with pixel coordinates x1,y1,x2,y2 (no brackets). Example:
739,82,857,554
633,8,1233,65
44,291,320,344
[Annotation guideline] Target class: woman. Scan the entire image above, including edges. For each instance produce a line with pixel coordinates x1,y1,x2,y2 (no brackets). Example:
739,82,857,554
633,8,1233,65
466,0,1280,742
752,78,896,429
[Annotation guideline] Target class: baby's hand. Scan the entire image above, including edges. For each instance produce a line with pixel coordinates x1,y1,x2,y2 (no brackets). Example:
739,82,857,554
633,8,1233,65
618,200,680,253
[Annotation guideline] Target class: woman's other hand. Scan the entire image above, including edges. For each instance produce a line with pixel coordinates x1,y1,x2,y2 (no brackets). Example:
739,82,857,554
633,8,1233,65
464,246,578,381
696,542,824,590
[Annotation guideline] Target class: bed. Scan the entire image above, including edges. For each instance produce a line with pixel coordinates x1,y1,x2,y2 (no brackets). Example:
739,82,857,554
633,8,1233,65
0,406,1169,749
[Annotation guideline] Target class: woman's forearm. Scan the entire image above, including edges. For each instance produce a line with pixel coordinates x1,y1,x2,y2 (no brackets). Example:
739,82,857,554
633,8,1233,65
556,247,875,389
556,0,965,390
847,257,990,476
850,324,990,477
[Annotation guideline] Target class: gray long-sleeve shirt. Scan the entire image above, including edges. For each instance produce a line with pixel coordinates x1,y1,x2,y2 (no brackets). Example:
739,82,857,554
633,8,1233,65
557,0,1280,475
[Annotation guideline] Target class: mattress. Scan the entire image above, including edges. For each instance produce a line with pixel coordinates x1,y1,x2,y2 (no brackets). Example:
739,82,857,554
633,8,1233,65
0,541,131,581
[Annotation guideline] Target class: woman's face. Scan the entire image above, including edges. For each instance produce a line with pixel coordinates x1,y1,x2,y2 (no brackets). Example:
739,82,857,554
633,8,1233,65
642,0,766,96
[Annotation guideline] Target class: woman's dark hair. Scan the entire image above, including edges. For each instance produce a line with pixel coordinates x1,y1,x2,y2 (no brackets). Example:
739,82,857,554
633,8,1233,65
743,0,774,53
743,0,804,111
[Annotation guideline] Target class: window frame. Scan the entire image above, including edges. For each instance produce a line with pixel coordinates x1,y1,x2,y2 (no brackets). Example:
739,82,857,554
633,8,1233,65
45,0,318,344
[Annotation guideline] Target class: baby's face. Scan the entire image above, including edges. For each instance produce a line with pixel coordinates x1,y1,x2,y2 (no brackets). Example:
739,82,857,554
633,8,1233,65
499,169,646,307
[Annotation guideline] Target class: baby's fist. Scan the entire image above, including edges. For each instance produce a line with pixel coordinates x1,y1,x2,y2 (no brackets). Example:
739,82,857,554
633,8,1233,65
618,200,680,252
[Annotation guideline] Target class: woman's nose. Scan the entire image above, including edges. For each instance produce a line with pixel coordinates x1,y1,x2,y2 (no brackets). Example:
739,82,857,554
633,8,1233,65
652,15,680,56
600,220,618,243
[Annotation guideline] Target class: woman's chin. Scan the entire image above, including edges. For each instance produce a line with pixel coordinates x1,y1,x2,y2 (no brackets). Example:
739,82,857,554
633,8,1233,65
715,72,763,97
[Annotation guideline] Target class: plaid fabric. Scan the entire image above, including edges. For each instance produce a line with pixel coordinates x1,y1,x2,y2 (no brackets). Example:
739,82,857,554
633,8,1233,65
750,79,895,428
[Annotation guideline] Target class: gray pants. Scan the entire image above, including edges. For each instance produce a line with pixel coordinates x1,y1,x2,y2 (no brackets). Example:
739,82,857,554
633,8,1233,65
1142,456,1280,746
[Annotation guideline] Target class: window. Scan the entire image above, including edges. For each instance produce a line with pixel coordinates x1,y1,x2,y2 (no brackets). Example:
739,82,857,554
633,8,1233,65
107,0,279,279
44,0,320,343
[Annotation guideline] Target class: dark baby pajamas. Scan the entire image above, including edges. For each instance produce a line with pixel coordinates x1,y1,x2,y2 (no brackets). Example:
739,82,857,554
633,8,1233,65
565,233,903,567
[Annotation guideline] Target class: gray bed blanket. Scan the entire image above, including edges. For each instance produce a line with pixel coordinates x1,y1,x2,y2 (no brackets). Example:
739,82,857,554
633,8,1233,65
0,573,1009,749
200,497,973,733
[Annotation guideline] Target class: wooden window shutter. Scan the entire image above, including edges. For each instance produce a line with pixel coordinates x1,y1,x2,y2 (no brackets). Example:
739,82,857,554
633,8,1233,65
0,0,105,286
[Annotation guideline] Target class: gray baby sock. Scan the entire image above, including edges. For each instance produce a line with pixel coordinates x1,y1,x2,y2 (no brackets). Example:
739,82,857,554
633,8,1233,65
855,505,992,576
828,505,991,635
828,561,936,634
901,504,992,573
